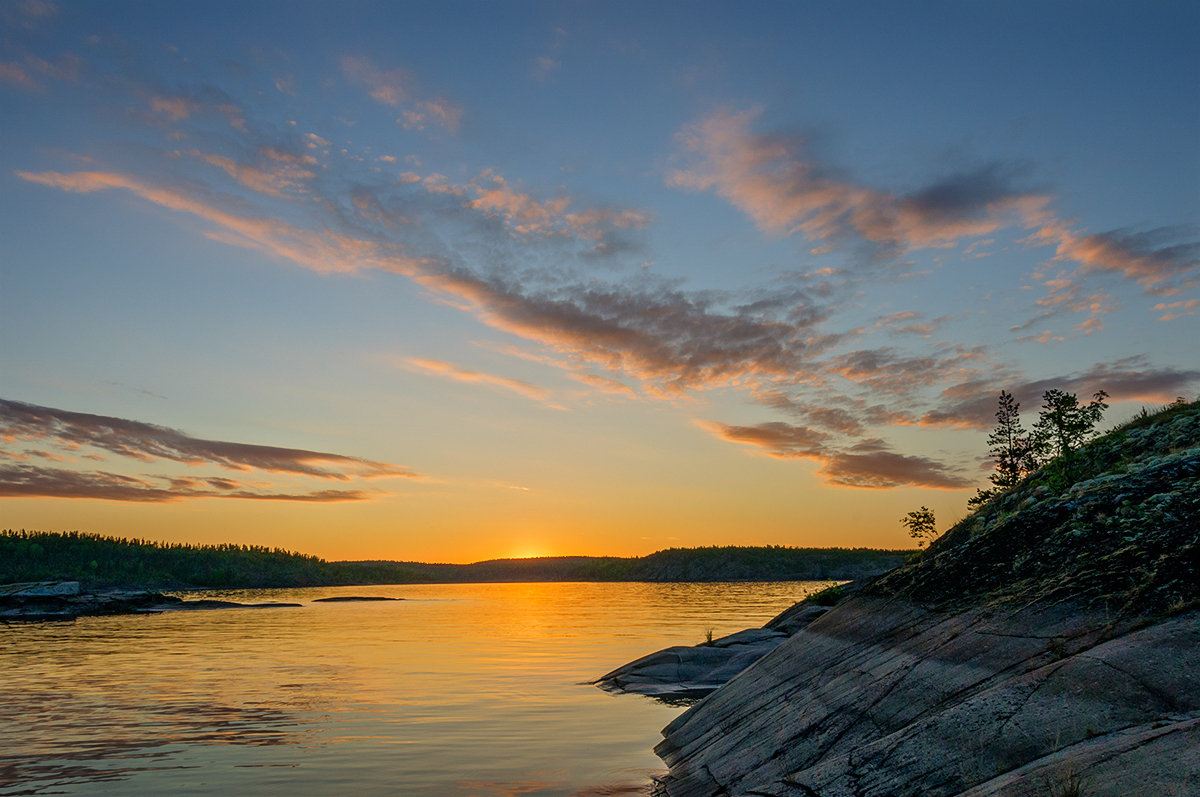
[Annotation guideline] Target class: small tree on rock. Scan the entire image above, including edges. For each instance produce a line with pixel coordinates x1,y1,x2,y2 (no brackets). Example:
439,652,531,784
1032,389,1108,483
989,390,1036,488
1032,389,1108,463
970,390,1037,509
901,506,938,549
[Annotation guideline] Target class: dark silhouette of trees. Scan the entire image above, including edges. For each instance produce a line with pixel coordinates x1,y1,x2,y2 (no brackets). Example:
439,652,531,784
901,506,938,548
1032,389,1108,463
970,390,1037,509
1031,389,1108,485
990,390,1037,487
968,388,1109,508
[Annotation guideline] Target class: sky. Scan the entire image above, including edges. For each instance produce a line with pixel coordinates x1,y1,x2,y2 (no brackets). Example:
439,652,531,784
1,1,1198,563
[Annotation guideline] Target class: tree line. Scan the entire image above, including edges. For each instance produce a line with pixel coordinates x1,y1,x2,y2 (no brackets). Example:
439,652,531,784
0,530,909,590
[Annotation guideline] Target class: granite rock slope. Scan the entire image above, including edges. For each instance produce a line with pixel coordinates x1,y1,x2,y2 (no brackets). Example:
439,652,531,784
653,401,1200,796
656,598,1199,796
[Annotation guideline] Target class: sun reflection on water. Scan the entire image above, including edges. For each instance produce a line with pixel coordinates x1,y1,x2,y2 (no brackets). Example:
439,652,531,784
0,580,824,795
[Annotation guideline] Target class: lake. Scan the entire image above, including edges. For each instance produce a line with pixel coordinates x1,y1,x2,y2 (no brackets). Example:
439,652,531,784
0,580,825,795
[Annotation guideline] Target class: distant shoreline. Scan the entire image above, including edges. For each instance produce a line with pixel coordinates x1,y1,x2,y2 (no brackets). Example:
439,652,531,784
2,532,911,591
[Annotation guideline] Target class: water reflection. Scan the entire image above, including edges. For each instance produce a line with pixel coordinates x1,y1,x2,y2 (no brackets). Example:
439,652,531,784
1,581,821,795
0,690,320,793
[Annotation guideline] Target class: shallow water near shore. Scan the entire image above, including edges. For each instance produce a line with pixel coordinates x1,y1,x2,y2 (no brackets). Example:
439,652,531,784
0,580,823,795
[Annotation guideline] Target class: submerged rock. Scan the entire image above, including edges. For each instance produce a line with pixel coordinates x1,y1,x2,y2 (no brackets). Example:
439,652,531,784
0,582,304,621
312,596,402,602
178,599,303,610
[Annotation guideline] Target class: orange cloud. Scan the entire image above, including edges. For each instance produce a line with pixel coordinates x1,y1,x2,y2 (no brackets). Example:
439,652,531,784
1028,219,1200,290
1153,298,1199,321
150,94,203,120
671,108,1197,297
403,357,563,408
410,269,829,393
18,167,796,395
400,99,463,133
460,171,649,253
342,55,462,134
569,372,638,398
188,149,315,198
669,108,1048,252
342,55,413,106
15,169,429,277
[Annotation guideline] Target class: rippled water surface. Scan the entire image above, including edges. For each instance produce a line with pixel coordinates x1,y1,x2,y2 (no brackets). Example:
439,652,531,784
1,580,824,795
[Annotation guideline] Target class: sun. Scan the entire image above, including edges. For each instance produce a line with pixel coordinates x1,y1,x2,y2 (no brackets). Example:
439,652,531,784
506,543,550,560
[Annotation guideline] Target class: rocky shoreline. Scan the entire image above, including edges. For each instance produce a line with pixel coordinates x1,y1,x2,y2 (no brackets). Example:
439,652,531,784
600,402,1200,795
595,599,834,701
0,581,307,621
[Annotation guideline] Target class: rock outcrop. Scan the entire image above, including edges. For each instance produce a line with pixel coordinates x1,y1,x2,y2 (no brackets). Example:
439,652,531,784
655,597,1200,796
596,627,795,700
618,401,1200,796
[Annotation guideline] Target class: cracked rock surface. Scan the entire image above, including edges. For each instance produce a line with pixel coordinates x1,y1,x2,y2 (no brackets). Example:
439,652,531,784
649,403,1200,796
656,599,1200,796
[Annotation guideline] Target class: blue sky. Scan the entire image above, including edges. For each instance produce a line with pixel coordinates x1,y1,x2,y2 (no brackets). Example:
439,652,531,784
1,0,1197,561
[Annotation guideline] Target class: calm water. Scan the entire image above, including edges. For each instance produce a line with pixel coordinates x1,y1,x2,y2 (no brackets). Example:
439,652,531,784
0,580,825,796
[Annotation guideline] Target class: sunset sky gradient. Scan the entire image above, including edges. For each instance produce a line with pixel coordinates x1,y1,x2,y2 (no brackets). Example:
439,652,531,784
2,1,1197,561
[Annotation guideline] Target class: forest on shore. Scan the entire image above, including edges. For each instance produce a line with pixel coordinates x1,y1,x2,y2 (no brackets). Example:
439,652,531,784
0,530,908,590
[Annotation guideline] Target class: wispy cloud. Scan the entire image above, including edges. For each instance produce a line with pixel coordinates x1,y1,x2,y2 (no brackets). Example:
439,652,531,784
0,60,36,88
13,51,1195,502
669,108,1199,296
3,0,58,31
15,169,416,276
1,398,416,480
341,55,462,133
532,55,560,82
462,170,650,251
413,271,835,394
669,107,1049,253
568,372,638,398
919,357,1200,429
753,390,915,436
186,148,316,198
15,167,831,396
400,99,463,133
403,357,563,408
0,464,369,502
696,420,969,489
1025,221,1200,292
826,346,985,395
0,50,80,90
1153,298,1199,321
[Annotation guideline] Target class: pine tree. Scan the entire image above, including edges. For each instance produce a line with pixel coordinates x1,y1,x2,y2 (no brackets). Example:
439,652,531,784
1031,389,1108,483
968,390,1036,510
987,390,1035,490
1032,389,1108,463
